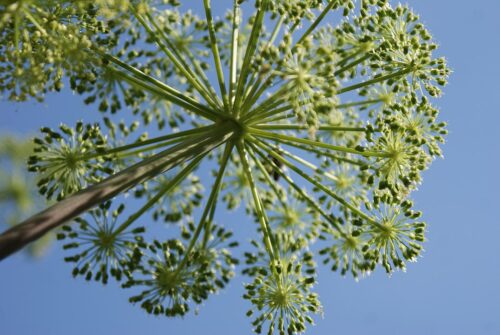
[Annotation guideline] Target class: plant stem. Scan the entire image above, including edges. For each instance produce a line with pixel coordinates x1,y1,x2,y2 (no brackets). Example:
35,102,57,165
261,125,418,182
100,53,222,120
247,146,288,210
337,68,412,94
247,141,346,237
237,141,276,261
295,0,337,46
0,121,237,260
110,68,218,121
229,0,241,107
111,154,206,237
134,9,222,110
173,142,234,277
203,0,230,112
253,124,366,132
84,125,216,160
334,54,371,76
336,99,383,109
272,138,368,167
253,139,382,229
233,0,268,116
248,127,388,158
239,15,285,115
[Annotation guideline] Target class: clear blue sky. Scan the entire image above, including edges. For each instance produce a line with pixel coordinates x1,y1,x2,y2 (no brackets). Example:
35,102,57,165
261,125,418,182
1,1,499,334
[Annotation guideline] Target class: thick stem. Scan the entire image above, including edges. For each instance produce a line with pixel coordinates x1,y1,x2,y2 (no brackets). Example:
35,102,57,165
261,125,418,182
0,121,236,260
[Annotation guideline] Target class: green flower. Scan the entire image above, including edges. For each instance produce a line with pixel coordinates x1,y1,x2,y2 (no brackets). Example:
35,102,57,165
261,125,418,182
319,216,370,279
266,0,323,24
244,234,321,335
363,201,425,274
268,190,320,240
124,223,238,317
28,122,109,200
58,201,145,284
125,239,205,317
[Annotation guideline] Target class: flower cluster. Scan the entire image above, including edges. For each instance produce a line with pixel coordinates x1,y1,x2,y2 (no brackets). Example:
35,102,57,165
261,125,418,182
2,1,449,333
320,199,426,278
27,122,108,200
243,234,321,334
123,223,238,316
57,201,145,284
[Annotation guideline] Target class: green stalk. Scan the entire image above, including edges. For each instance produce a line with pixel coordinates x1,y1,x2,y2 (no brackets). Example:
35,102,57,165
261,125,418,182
271,138,368,167
201,141,238,249
237,141,276,261
13,10,20,54
183,46,221,107
253,139,383,229
109,137,185,160
112,154,206,237
267,15,285,46
229,0,241,107
84,125,216,160
109,68,218,121
242,84,289,121
257,112,294,125
98,51,222,119
336,99,383,109
239,73,267,116
134,10,222,110
239,15,285,114
248,127,388,158
236,74,277,120
203,0,230,112
246,141,346,236
269,145,339,182
240,0,336,117
246,105,293,125
334,54,371,76
338,68,413,94
254,124,366,132
295,0,337,46
0,121,237,260
244,144,292,211
24,10,46,35
174,142,234,277
143,11,215,93
233,0,268,116
201,198,219,249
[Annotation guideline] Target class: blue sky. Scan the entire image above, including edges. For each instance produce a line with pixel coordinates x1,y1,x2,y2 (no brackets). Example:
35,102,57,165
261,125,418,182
1,1,500,334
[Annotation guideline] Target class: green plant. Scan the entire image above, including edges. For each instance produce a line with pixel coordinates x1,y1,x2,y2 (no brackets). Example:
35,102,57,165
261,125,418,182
0,0,448,333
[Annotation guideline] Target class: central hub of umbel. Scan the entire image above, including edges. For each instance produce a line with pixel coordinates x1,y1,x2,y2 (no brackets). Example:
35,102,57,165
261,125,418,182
224,116,246,140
